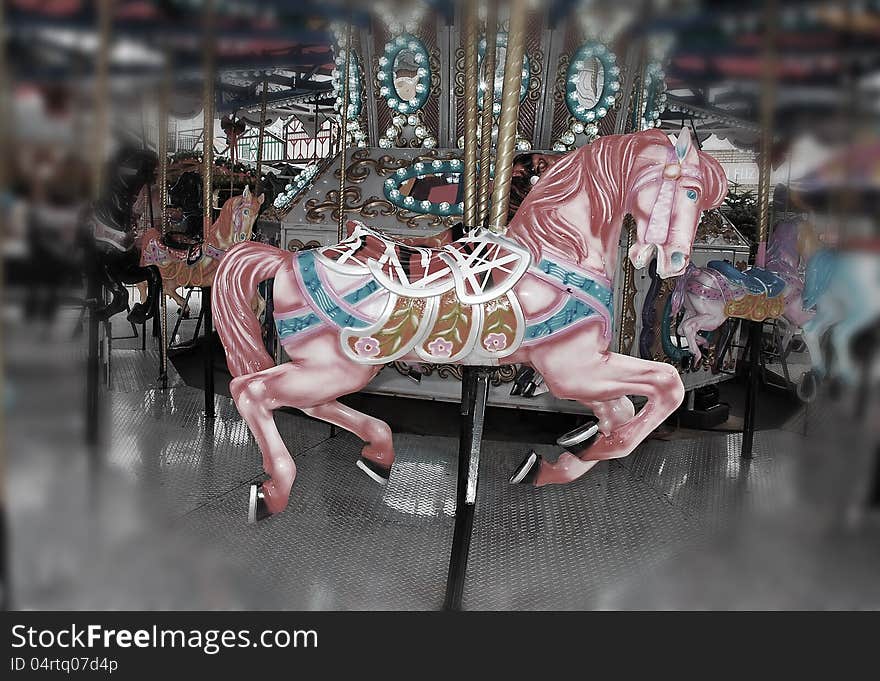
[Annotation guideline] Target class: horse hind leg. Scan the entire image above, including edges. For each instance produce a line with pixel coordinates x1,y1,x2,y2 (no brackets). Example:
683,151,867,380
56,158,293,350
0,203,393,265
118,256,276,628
230,336,384,522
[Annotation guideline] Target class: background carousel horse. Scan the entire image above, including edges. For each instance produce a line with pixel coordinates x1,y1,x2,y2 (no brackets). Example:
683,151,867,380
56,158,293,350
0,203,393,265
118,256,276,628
661,220,822,371
79,146,161,324
136,185,265,317
213,127,727,522
801,240,880,389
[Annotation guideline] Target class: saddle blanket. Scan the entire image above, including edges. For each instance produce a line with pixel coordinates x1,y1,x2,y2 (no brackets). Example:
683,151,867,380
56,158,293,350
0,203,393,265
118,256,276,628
275,228,615,365
276,249,524,364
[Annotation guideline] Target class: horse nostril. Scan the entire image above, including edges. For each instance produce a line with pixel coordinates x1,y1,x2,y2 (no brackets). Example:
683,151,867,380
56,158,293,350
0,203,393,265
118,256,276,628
671,251,687,269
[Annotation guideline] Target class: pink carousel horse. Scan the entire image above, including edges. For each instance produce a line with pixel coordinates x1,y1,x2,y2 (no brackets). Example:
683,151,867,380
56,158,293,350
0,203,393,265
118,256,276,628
213,128,727,522
663,221,820,369
136,185,264,315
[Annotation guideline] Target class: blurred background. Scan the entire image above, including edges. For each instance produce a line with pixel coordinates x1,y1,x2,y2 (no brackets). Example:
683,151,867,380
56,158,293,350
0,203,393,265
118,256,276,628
2,0,879,610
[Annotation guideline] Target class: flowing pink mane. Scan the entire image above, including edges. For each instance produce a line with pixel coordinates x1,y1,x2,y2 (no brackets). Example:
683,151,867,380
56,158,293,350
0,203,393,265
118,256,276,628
507,129,727,263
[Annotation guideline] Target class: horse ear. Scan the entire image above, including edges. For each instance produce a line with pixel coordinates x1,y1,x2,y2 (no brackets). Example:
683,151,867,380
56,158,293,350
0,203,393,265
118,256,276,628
676,126,701,165
675,126,692,162
242,185,251,200
257,193,265,205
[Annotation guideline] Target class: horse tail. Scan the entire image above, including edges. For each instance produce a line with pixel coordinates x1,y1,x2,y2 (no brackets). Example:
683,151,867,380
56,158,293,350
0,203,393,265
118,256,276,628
213,241,287,377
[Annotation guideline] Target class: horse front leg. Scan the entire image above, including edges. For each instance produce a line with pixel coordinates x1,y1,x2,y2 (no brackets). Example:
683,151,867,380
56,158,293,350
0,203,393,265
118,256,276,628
93,262,129,322
518,325,684,486
122,265,160,324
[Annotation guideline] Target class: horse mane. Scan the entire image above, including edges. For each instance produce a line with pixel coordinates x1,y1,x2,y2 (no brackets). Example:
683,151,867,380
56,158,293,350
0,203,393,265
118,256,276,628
766,220,798,265
507,129,729,263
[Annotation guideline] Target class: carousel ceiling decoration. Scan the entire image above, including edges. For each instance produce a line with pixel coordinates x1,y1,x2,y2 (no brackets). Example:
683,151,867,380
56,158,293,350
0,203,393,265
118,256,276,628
465,31,533,153
552,39,620,151
382,159,465,217
272,162,321,210
331,24,368,149
639,61,668,131
374,0,438,149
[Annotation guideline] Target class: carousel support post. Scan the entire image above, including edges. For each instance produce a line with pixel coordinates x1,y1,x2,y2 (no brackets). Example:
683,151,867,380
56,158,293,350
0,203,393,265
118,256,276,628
461,0,480,230
477,0,497,228
157,53,171,389
86,0,113,447
443,366,489,610
487,0,527,233
201,0,216,421
255,76,268,196
254,76,276,358
337,19,352,242
444,0,527,611
742,0,777,459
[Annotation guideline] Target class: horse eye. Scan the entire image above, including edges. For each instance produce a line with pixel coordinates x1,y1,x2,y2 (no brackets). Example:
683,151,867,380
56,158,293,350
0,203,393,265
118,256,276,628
686,189,698,202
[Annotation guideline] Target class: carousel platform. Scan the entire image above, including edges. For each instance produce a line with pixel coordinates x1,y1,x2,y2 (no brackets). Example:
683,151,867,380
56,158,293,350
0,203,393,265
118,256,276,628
6,305,880,610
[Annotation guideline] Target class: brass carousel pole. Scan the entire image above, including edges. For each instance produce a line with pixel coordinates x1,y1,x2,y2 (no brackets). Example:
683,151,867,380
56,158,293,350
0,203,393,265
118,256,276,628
461,0,480,230
157,54,171,389
477,0,497,228
742,0,777,459
255,74,276,359
487,0,527,233
444,0,528,613
337,20,352,242
201,0,216,421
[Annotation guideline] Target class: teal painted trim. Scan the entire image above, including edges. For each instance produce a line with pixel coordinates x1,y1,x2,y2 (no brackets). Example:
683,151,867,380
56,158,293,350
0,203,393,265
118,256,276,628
536,258,614,318
524,298,602,340
297,250,371,329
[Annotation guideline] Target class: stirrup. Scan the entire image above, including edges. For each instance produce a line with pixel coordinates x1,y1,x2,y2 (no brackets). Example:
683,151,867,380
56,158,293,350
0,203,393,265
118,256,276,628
556,418,600,455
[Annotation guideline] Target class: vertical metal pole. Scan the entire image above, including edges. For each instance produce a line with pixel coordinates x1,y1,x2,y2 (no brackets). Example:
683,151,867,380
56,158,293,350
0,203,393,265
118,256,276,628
444,367,489,610
477,1,497,228
0,0,9,608
742,0,777,459
202,0,216,420
157,53,170,389
87,0,113,446
337,21,352,242
487,0,527,233
461,0,479,229
203,287,215,419
255,75,268,196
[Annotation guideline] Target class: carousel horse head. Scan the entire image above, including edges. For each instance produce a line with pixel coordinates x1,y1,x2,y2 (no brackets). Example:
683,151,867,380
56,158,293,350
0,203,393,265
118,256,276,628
508,127,727,280
169,170,202,212
626,126,728,278
103,146,158,205
213,184,264,250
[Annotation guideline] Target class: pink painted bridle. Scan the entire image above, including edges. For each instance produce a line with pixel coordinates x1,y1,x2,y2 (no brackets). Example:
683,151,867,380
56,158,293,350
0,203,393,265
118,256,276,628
629,128,704,246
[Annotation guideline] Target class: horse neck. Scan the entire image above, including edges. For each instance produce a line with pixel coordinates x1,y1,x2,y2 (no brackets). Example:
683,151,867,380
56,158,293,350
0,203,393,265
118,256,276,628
209,199,237,245
96,179,140,231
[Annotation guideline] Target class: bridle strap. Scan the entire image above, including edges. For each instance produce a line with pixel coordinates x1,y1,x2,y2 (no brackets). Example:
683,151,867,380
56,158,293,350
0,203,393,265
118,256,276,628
630,148,703,245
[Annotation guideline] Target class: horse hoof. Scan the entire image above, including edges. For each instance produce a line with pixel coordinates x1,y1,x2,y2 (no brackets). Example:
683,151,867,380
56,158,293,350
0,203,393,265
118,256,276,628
510,450,541,484
556,418,600,456
796,371,818,403
247,484,273,524
127,304,150,325
356,457,391,485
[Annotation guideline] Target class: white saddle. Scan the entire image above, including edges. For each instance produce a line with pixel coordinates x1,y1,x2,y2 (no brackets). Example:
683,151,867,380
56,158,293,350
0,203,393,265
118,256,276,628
316,220,532,305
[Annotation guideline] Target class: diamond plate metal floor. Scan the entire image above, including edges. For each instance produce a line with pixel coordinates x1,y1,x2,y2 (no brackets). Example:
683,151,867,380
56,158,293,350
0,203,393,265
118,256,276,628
6,310,880,609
